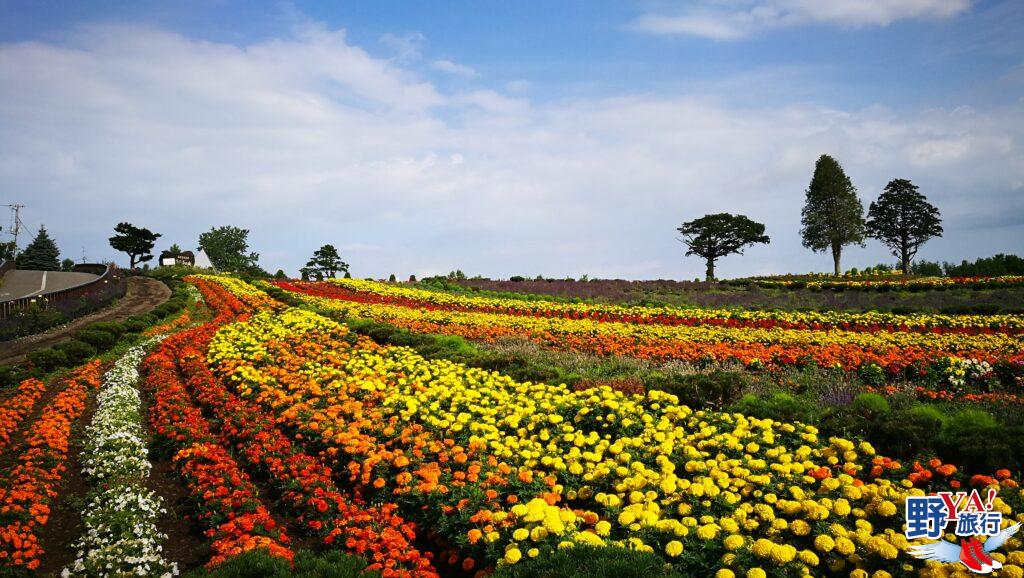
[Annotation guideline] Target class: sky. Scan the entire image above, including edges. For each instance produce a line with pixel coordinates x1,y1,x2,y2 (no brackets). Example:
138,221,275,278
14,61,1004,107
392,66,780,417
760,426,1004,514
0,0,1022,280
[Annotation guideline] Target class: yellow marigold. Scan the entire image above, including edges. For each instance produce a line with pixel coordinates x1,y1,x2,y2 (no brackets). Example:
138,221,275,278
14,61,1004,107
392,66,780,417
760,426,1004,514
752,539,775,557
665,540,684,557
747,569,767,578
723,535,745,551
697,524,719,541
790,520,811,536
595,520,611,536
716,570,736,578
814,534,836,553
504,548,522,565
512,528,529,541
1000,566,1024,578
871,571,891,578
876,501,898,517
799,550,819,566
835,537,856,556
769,544,797,564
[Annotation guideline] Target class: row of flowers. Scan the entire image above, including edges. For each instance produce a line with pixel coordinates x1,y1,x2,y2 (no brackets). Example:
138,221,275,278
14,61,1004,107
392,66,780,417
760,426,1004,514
273,281,1024,381
0,377,47,456
0,360,103,570
279,278,1024,334
140,279,295,568
732,275,1024,291
196,275,1024,578
62,338,177,578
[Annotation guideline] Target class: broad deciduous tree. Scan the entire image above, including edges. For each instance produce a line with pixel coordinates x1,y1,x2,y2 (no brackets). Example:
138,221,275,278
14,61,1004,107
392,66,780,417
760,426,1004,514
865,179,943,275
677,213,770,281
109,222,161,269
800,154,866,275
198,226,260,273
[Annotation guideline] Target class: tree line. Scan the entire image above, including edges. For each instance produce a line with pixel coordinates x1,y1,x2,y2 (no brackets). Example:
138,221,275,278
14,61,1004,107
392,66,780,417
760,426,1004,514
678,154,944,280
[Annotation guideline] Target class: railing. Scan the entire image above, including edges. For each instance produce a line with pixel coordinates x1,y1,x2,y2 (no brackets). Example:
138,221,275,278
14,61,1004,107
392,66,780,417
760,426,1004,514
0,264,128,323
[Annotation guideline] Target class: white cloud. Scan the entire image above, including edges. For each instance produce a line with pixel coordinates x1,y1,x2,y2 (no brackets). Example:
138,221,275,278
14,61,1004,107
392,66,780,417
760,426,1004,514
431,59,478,77
0,22,1020,280
632,0,972,40
379,31,425,61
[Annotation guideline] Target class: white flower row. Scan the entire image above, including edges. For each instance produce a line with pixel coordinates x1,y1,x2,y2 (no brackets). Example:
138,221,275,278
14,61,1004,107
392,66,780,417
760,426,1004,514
63,338,178,578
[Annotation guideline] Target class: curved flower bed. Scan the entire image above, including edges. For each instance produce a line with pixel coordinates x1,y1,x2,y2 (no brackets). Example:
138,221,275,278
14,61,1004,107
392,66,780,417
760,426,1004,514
198,278,1024,578
0,361,102,570
63,338,177,578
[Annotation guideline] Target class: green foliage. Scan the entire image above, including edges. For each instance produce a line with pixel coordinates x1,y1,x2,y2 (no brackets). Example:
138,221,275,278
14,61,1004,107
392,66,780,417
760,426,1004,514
850,393,890,419
185,549,378,578
732,392,815,423
109,222,161,269
800,154,866,275
198,226,261,273
646,370,747,410
142,263,206,281
15,225,61,271
0,240,14,262
943,254,1024,277
493,545,686,578
910,259,943,276
273,269,288,279
73,328,118,349
677,213,770,281
60,258,75,271
865,179,943,274
26,347,68,371
55,339,98,364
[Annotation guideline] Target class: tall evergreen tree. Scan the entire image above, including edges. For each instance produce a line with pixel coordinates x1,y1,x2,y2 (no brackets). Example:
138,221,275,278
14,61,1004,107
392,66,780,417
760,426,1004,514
800,155,866,275
865,179,942,275
15,225,61,271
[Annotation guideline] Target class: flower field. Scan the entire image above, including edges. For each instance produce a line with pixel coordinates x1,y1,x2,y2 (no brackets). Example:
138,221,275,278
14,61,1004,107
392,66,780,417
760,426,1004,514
273,279,1024,383
0,273,1022,577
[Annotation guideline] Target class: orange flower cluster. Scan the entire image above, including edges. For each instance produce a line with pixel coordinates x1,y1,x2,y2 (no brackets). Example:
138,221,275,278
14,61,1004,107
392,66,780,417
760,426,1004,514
0,361,102,570
0,378,46,456
144,308,193,336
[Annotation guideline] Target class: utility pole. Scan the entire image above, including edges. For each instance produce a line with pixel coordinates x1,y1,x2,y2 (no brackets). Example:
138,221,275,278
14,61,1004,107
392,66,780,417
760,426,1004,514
4,204,24,259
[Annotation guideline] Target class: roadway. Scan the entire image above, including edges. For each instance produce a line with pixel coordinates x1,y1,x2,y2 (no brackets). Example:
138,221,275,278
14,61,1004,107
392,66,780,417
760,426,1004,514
0,270,99,301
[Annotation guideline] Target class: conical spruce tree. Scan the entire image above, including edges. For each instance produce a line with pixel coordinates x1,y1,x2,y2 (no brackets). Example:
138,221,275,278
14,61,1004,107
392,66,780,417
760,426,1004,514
15,225,61,271
800,155,866,275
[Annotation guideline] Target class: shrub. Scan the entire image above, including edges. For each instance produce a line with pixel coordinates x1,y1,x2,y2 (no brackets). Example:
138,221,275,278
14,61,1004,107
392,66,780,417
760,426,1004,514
73,328,118,350
122,318,149,333
185,549,377,578
85,321,126,337
26,348,68,372
870,406,945,458
646,371,747,410
492,545,685,578
851,393,890,419
55,340,97,364
732,392,815,423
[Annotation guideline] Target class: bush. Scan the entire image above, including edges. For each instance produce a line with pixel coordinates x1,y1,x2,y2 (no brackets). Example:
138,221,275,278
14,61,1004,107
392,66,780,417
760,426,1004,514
55,340,97,364
646,371,747,410
492,545,685,578
732,392,816,423
122,318,149,333
870,406,945,458
26,348,68,372
85,321,126,337
185,549,377,578
73,328,118,350
851,393,890,419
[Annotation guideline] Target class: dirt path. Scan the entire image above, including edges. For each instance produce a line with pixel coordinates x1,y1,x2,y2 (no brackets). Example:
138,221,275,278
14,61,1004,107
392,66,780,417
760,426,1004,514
0,277,171,365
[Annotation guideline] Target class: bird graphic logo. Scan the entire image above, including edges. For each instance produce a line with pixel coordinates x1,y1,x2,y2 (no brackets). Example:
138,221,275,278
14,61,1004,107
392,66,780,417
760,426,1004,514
908,523,1021,574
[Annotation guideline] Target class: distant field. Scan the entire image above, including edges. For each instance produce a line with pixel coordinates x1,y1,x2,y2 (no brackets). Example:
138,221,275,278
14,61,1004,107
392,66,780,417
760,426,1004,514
447,277,1024,313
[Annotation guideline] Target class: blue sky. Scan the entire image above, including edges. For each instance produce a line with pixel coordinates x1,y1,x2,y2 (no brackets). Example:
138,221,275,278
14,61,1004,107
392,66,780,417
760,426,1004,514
1,1,1022,278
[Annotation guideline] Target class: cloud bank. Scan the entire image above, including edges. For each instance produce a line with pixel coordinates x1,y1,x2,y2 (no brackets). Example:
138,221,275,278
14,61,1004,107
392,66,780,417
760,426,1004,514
632,0,972,40
0,21,1021,280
